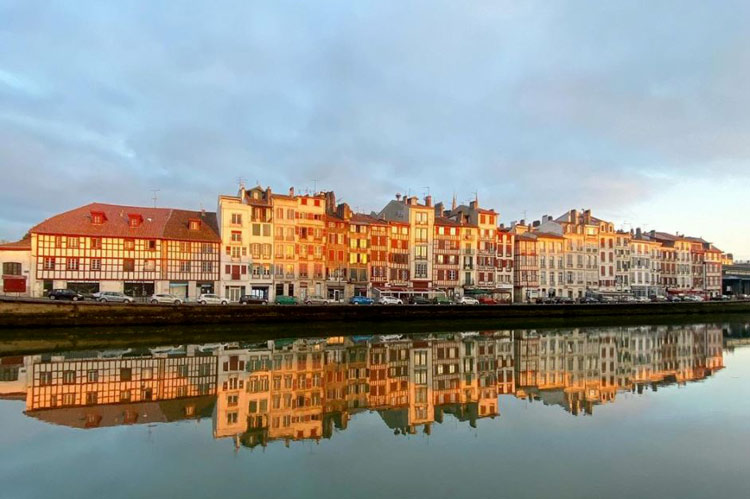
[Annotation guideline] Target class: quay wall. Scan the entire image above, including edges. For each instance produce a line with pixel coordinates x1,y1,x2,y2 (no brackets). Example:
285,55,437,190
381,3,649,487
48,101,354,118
2,298,750,329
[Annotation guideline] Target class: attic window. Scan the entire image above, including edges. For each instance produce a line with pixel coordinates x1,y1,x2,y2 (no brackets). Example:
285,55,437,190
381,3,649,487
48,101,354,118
91,211,107,225
189,219,201,231
128,214,143,228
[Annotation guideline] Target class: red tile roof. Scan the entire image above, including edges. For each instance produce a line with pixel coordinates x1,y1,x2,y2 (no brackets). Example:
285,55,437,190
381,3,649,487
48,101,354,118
29,203,220,242
0,235,31,251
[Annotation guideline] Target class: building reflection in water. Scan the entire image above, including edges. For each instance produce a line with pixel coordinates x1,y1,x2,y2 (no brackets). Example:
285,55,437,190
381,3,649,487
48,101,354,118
0,325,725,449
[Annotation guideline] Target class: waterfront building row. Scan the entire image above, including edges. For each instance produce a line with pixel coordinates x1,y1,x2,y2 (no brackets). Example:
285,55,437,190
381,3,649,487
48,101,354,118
0,185,727,301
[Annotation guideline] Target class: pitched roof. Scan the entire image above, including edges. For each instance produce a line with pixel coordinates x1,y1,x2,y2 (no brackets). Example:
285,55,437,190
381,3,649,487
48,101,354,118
0,235,31,251
29,202,220,242
434,216,463,227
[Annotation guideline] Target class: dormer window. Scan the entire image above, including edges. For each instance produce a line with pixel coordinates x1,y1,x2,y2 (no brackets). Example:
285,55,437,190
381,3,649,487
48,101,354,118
91,211,107,225
189,219,201,231
128,214,143,228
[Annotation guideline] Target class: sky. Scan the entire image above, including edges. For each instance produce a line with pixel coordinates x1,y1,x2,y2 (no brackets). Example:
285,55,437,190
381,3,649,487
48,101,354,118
1,1,748,258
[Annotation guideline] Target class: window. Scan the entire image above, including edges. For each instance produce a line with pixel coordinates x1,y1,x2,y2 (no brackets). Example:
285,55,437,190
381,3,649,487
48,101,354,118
231,231,242,242
87,370,98,382
124,238,135,250
2,262,21,275
66,258,79,271
86,392,98,405
179,261,191,273
231,213,242,225
62,370,76,384
90,258,101,271
189,219,201,231
43,257,55,270
120,367,132,381
147,239,157,250
67,237,79,248
144,259,156,271
128,214,142,228
39,371,53,386
123,259,135,272
90,237,102,249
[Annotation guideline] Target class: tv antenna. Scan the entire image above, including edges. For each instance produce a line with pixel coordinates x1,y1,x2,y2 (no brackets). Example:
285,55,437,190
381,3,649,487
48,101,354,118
150,189,160,208
237,177,246,189
312,179,320,193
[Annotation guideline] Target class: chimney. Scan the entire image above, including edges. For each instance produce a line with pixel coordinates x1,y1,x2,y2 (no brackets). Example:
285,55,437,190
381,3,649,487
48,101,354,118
434,202,444,215
325,191,336,213
499,223,505,230
532,220,540,228
289,187,294,197
519,219,526,226
636,227,642,238
569,209,577,223
265,187,271,200
425,195,432,207
469,200,477,210
395,193,401,201
451,194,457,211
583,209,591,224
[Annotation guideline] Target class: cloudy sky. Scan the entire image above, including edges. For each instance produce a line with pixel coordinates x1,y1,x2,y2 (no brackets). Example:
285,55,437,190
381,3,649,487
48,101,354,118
1,1,748,257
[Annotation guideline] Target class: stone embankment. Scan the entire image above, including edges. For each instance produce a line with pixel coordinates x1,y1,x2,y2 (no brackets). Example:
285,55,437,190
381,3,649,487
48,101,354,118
1,296,749,329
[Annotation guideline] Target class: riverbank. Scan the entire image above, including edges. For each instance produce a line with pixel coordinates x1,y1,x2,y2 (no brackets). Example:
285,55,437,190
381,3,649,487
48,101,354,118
2,297,750,329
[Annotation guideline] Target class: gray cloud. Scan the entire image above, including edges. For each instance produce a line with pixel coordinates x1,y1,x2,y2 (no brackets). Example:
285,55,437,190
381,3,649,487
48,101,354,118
1,1,748,255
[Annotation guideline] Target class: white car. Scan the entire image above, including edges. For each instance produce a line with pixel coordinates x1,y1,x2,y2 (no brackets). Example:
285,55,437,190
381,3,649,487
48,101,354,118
456,296,479,305
198,293,228,305
149,293,183,305
379,296,403,305
683,295,704,302
93,291,134,304
304,295,330,305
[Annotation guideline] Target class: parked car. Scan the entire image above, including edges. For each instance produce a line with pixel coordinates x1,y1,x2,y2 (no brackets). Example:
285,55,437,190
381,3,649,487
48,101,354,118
149,294,183,305
432,295,453,305
455,296,479,305
683,295,704,302
379,295,403,305
48,289,84,301
478,296,498,305
635,296,650,303
93,291,134,304
350,296,374,305
239,294,268,305
409,295,432,305
304,295,331,305
274,296,299,305
650,295,668,302
667,295,683,302
198,293,228,305
619,296,637,303
599,295,615,303
557,296,575,304
580,296,599,304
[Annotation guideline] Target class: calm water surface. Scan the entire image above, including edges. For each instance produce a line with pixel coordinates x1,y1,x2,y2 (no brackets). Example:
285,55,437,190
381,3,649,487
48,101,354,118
1,322,749,499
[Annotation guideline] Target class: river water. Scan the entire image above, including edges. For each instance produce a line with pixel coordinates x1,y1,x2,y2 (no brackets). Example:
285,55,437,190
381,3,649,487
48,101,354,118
1,321,749,498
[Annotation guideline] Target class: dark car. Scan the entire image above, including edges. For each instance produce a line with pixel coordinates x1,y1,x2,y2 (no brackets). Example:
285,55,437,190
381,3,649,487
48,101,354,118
409,295,431,305
48,289,84,301
478,296,498,305
580,296,599,304
557,296,575,304
239,294,268,305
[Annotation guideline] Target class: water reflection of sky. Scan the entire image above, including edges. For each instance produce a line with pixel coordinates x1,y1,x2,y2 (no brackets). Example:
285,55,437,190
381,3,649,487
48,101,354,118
1,331,749,499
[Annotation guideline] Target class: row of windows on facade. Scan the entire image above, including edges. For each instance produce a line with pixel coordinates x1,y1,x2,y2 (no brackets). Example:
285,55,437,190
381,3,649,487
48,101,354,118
36,365,214,385
40,236,216,254
40,257,215,273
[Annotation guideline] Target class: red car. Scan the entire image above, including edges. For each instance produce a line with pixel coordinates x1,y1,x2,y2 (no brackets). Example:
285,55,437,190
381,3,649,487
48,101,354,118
478,296,498,305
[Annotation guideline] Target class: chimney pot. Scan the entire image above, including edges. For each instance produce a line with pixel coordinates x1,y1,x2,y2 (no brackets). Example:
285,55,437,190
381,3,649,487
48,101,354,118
425,195,432,207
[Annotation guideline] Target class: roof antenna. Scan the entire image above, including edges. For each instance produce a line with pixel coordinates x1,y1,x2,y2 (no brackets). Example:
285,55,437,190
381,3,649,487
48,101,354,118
237,177,246,189
312,179,319,193
150,189,160,208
